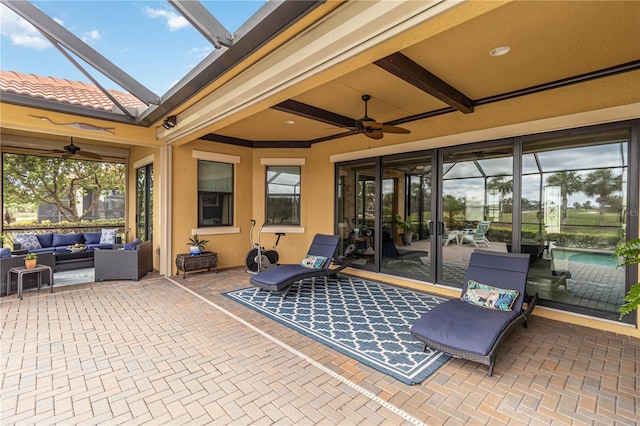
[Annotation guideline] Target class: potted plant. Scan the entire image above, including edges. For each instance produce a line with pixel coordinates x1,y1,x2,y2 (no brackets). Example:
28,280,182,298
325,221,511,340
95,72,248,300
395,214,413,246
187,234,209,255
24,253,37,269
613,238,640,319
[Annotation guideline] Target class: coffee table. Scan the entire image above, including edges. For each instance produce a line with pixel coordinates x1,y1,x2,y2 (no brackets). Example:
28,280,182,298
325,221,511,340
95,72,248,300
54,250,94,271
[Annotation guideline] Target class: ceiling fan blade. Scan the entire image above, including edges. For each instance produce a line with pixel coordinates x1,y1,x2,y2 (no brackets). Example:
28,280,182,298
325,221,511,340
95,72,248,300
80,151,103,160
381,124,410,134
364,130,384,140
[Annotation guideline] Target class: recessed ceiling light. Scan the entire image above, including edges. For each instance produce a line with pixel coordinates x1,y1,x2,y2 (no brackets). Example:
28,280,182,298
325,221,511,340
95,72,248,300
285,120,295,125
489,46,511,57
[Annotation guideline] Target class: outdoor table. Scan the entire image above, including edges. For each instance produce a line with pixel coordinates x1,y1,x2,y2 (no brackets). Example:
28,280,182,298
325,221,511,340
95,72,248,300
6,264,54,300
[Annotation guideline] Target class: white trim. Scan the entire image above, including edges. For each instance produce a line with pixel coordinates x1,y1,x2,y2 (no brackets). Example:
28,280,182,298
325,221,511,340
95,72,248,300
331,103,640,162
260,226,305,234
192,150,240,164
192,227,240,236
133,154,154,169
260,158,305,166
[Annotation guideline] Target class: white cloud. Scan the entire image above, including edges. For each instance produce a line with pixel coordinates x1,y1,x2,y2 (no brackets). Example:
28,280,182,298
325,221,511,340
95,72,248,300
0,6,50,50
186,46,213,61
81,30,101,44
143,6,189,31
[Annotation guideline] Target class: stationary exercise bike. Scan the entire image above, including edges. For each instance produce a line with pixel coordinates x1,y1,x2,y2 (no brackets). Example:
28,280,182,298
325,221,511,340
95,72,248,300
245,220,285,274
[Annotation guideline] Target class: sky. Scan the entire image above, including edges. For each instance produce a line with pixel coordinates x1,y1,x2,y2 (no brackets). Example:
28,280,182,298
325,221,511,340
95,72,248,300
0,1,266,97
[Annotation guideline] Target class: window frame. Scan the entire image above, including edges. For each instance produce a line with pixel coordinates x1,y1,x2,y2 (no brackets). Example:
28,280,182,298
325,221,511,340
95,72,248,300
265,165,301,226
197,159,234,228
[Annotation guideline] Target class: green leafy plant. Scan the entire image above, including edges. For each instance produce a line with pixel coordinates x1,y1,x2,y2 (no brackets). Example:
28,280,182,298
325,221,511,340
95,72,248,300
24,253,37,260
613,238,640,319
187,234,209,251
395,214,412,232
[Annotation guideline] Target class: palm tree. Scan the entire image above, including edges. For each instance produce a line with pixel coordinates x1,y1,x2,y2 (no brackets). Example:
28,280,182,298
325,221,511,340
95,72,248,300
583,168,622,225
487,176,513,221
546,170,582,220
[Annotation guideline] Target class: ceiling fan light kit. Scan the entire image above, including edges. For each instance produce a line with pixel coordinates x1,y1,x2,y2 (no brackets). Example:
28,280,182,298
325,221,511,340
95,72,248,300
355,95,410,140
58,137,103,160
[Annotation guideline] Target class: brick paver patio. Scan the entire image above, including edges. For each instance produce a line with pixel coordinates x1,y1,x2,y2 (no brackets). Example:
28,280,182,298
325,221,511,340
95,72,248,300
1,268,638,425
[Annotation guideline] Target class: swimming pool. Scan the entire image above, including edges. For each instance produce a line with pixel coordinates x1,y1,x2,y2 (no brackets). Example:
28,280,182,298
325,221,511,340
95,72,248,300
567,253,618,268
551,247,618,269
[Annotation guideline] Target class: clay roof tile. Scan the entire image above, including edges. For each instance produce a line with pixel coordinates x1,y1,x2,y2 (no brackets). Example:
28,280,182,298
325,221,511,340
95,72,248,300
0,70,146,114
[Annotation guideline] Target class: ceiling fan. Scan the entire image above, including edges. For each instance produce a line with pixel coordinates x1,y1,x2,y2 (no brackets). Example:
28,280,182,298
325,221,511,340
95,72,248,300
52,137,103,160
354,95,411,140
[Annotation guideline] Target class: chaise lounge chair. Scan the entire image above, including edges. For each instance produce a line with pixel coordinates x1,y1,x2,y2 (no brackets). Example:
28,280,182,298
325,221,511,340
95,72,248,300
460,221,491,247
250,234,351,297
410,250,538,376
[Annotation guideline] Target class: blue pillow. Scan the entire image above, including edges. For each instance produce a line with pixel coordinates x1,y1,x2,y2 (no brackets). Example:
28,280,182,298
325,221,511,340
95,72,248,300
0,248,11,258
83,232,102,244
36,233,54,248
52,233,82,247
123,238,141,250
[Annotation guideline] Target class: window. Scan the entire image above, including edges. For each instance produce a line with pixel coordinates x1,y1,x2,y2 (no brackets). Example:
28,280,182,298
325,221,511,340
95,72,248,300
198,160,233,227
266,166,300,225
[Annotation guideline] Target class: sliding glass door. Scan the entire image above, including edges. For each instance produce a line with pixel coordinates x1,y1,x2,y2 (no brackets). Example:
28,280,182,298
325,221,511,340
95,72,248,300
335,120,637,322
439,145,513,285
380,154,433,281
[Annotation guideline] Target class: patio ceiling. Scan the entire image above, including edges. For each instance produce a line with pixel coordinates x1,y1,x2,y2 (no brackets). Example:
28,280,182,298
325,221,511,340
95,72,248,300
1,1,639,150
192,0,640,148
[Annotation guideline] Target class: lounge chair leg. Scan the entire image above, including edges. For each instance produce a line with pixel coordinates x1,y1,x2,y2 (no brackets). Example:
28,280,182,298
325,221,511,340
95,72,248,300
488,361,495,377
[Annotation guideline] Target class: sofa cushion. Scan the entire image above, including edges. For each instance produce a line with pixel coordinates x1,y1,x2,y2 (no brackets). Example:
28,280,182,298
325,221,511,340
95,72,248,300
30,247,58,254
83,232,102,245
36,233,54,248
52,233,83,247
86,243,114,251
100,228,118,244
0,248,11,258
14,233,42,251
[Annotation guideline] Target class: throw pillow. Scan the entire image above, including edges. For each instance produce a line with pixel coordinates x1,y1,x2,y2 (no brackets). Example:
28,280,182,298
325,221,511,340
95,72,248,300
123,239,141,250
36,233,54,248
461,280,519,311
52,233,82,247
14,233,42,251
83,232,102,245
300,254,328,269
0,248,11,258
100,228,118,244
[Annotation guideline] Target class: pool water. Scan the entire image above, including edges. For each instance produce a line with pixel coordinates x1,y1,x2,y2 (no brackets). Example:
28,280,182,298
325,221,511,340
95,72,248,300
568,253,618,268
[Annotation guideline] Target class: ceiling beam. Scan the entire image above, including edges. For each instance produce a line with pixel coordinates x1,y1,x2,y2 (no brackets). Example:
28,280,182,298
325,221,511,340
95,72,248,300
271,100,355,128
374,52,474,114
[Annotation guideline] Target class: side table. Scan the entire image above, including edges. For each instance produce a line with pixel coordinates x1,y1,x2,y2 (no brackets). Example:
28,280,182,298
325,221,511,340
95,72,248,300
175,252,218,278
6,264,54,300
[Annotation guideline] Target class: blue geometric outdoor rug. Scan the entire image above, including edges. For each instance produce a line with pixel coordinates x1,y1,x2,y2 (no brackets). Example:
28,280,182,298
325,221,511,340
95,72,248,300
224,276,451,385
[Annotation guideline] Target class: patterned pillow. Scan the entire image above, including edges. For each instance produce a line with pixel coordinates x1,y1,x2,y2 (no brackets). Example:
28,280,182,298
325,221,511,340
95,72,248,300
14,233,42,251
100,228,118,244
301,255,328,269
461,280,519,311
